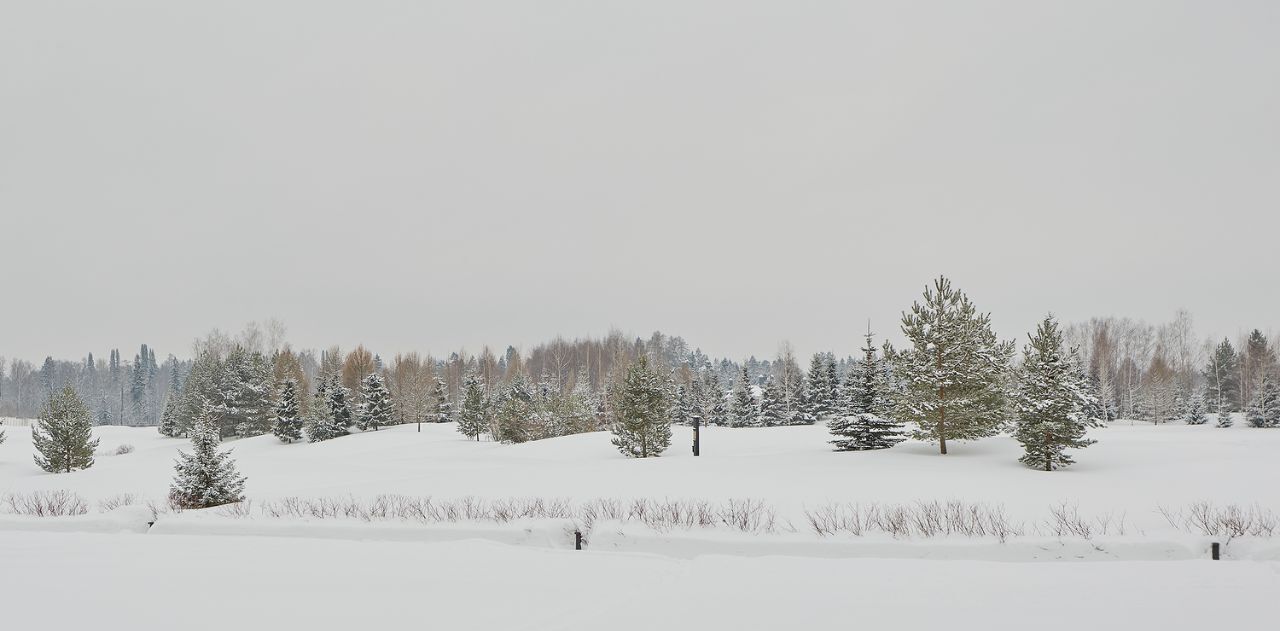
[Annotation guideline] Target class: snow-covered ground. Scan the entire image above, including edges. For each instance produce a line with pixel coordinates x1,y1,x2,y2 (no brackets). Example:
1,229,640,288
1,418,1277,629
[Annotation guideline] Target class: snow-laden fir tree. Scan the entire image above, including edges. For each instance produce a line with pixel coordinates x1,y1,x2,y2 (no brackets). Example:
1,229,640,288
610,356,672,458
32,385,99,473
325,375,354,428
701,368,727,426
1216,407,1233,428
271,379,303,443
221,347,274,439
433,378,452,424
728,365,757,427
896,277,1015,454
356,373,394,431
829,328,904,451
805,352,835,420
158,395,181,437
758,375,784,426
1245,377,1280,428
1184,393,1208,425
492,375,535,443
1012,316,1099,471
305,388,347,442
1203,339,1240,413
568,368,598,433
169,402,246,509
456,373,488,441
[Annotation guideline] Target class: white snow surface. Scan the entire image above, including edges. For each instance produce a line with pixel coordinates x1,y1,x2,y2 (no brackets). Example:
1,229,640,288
1,419,1278,628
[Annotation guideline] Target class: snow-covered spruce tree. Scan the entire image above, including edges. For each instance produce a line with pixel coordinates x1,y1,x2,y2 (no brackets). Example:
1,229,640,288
1184,393,1208,425
1216,407,1234,428
758,375,784,426
568,368,598,433
325,375,354,428
728,365,757,427
701,369,727,426
896,277,1015,455
456,373,488,441
221,347,274,439
1012,316,1099,471
158,395,181,437
356,373,394,431
1245,377,1280,428
32,385,100,473
829,329,904,451
271,379,303,443
1203,339,1240,413
433,378,452,424
305,388,347,442
805,352,834,420
492,375,535,443
173,351,223,436
610,356,672,458
169,403,246,509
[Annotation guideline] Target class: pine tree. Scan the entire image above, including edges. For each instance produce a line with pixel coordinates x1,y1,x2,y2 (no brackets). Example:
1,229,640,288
1012,316,1099,471
220,348,274,438
32,386,99,473
356,373,394,431
456,373,488,441
271,380,304,443
728,365,757,427
305,388,347,442
169,403,246,509
433,378,452,424
1216,407,1233,428
158,395,181,437
1245,377,1280,428
1184,393,1208,425
326,375,354,428
896,277,1015,454
567,368,598,433
610,356,672,458
701,369,727,426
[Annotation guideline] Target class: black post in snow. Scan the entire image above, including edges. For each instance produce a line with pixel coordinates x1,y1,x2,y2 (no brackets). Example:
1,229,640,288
575,531,583,550
1211,542,1220,560
692,415,701,457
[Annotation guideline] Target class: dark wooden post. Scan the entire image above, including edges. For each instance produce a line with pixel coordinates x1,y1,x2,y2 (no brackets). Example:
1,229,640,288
574,530,583,550
692,416,701,457
1211,542,1220,560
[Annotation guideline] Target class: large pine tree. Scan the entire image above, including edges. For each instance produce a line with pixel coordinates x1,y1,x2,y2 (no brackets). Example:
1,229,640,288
271,379,304,443
169,403,246,509
609,356,672,458
896,277,1015,454
1012,316,1099,471
32,386,99,473
456,373,489,440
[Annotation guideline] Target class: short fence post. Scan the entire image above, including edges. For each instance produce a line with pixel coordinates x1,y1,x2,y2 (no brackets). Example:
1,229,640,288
574,530,583,551
1211,542,1220,560
692,416,701,457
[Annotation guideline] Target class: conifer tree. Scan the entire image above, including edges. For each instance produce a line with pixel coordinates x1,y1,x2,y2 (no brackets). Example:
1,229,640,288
356,373,394,431
433,378,452,424
169,403,246,509
1216,407,1234,428
1245,377,1280,428
158,396,181,437
610,356,672,458
1012,316,1099,471
305,388,347,442
32,386,99,473
1184,393,1208,425
701,369,727,426
896,277,1015,454
829,328,905,451
222,348,274,438
271,380,304,443
728,365,757,427
805,353,834,419
325,375,354,428
758,375,784,426
568,368,598,433
456,373,488,440
493,375,535,443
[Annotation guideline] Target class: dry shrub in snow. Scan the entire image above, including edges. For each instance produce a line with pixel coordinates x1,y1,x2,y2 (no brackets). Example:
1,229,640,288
3,490,89,516
1159,502,1278,540
97,493,139,512
804,501,1024,541
113,444,135,455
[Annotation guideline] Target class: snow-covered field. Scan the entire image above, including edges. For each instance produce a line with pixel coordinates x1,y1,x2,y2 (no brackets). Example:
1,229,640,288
1,419,1277,629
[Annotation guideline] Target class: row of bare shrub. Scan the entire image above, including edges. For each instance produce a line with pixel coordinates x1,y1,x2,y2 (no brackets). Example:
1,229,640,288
233,495,781,535
1158,502,1278,540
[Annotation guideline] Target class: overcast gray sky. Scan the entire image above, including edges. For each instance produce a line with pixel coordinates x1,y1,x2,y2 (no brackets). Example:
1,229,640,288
2,1,1277,363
